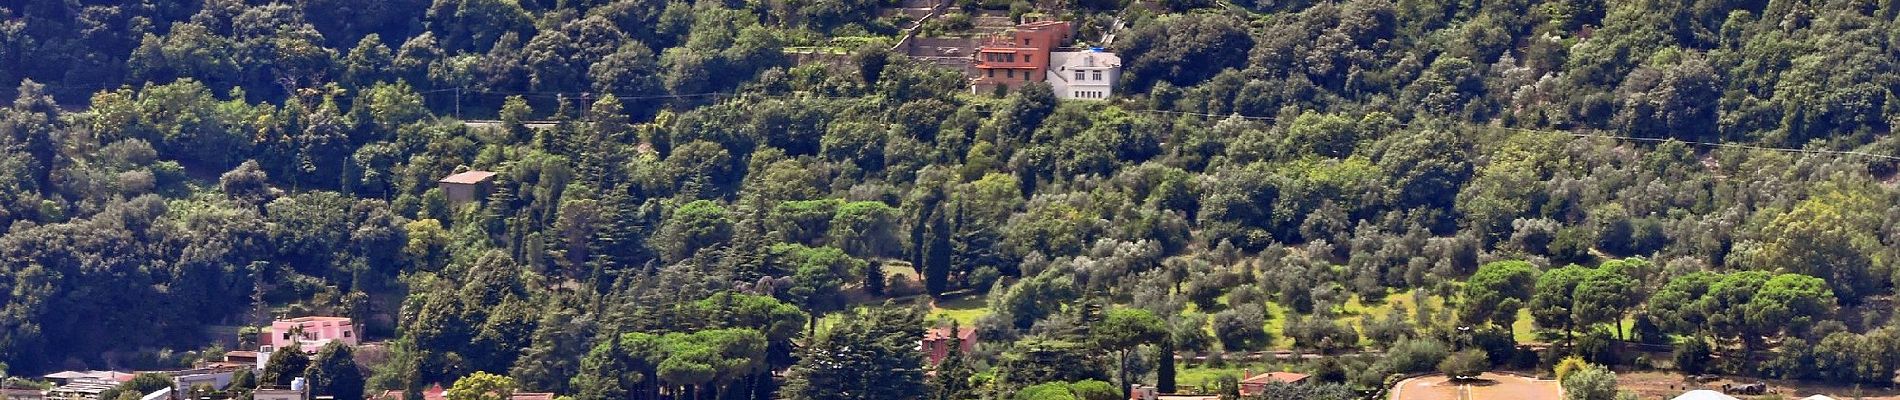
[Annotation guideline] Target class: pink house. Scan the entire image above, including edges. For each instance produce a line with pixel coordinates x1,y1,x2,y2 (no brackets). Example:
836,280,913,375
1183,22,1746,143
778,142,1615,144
265,316,359,353
923,326,976,365
1238,371,1309,396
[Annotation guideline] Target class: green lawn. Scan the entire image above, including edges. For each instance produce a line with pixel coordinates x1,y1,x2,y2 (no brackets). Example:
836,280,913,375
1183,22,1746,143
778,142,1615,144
1200,290,1454,350
904,275,1595,349
882,264,919,284
1174,360,1292,390
929,292,991,326
1513,309,1538,342
1508,309,1637,344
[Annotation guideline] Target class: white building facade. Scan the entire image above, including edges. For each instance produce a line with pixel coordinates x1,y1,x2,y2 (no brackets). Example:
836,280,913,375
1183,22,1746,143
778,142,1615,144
1047,50,1120,100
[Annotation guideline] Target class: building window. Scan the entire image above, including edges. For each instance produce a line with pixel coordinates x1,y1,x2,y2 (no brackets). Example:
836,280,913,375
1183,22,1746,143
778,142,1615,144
1075,71,1085,80
1025,55,1032,64
343,331,352,338
282,332,291,340
987,69,994,78
1006,69,1014,78
1092,70,1102,81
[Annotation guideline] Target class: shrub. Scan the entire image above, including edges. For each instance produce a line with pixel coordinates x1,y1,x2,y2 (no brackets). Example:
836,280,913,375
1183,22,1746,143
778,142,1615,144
1554,356,1589,382
1674,336,1711,375
1212,304,1271,351
1383,338,1449,373
1068,380,1118,400
1016,383,1077,400
1438,349,1489,379
885,272,923,297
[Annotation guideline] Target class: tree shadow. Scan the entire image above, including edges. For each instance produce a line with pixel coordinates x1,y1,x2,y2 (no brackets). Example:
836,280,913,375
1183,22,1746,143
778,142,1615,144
1446,378,1500,387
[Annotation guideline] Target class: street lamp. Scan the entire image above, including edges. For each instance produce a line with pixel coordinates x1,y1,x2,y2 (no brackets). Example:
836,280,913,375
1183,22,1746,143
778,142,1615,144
1455,325,1472,350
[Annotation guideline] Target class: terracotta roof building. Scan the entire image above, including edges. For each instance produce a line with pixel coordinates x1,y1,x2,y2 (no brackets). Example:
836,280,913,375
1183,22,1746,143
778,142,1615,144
2,387,46,400
1237,371,1309,396
438,171,498,204
922,326,976,365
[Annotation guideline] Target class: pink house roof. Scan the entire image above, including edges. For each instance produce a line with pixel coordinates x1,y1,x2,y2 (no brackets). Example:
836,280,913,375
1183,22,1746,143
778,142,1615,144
374,384,445,400
924,326,976,342
1240,372,1310,385
281,316,353,324
439,171,498,185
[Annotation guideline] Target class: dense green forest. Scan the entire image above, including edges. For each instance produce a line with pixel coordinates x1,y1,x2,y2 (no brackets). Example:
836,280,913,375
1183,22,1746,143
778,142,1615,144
2,0,1900,399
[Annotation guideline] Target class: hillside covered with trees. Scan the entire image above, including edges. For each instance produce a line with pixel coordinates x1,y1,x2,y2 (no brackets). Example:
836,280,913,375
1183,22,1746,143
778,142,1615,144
2,0,1899,399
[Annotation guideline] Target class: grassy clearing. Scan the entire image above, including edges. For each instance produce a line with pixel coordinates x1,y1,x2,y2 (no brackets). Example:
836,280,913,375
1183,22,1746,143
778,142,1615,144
899,273,1580,350
882,263,919,283
929,292,991,326
1175,360,1293,389
1206,290,1455,349
1513,309,1537,342
1332,291,1453,347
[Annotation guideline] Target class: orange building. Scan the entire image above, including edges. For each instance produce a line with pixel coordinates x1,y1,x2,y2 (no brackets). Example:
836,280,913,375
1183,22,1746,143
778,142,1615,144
971,20,1073,93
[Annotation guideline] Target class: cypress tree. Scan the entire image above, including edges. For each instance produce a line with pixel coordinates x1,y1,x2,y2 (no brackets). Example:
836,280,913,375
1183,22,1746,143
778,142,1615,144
923,209,953,297
1157,336,1177,393
865,259,886,296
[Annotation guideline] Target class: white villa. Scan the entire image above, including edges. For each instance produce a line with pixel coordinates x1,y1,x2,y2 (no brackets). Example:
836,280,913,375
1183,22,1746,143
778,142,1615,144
1047,50,1121,100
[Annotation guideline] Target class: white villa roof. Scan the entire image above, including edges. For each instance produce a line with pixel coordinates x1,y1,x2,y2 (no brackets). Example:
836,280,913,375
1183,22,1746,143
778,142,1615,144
1052,50,1120,70
140,387,174,400
44,370,123,380
1670,390,1741,400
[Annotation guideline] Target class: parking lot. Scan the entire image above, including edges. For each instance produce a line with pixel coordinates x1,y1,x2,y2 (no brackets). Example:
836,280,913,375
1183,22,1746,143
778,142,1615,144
1390,373,1560,400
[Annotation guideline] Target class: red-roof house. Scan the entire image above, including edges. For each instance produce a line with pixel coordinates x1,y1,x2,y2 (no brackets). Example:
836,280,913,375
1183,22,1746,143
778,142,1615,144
438,170,499,204
1238,371,1310,396
922,326,976,365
